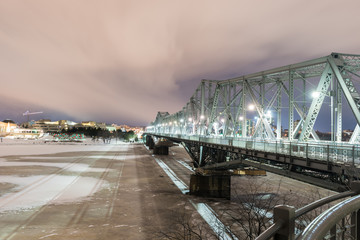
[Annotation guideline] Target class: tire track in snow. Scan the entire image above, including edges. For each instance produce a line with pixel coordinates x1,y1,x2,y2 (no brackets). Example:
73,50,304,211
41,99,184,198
3,150,116,240
0,153,91,209
66,152,120,226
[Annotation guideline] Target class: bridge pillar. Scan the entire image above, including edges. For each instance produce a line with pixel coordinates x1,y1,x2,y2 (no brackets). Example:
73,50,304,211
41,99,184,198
189,174,230,199
153,146,169,155
145,135,155,149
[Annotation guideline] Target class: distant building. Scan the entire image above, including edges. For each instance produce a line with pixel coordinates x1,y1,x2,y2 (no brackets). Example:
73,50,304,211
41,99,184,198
106,126,117,132
31,119,61,133
10,128,44,139
58,120,77,131
77,121,107,129
0,120,18,137
0,120,43,139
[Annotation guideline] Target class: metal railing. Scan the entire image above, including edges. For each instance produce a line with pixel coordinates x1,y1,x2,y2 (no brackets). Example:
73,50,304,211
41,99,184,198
147,132,360,166
256,181,360,240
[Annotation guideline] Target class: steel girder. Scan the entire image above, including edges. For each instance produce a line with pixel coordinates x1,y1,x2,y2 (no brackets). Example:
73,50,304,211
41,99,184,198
299,64,333,141
148,53,360,144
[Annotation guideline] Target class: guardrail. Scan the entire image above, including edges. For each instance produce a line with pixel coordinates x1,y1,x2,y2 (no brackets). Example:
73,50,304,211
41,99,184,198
256,181,360,240
146,132,360,166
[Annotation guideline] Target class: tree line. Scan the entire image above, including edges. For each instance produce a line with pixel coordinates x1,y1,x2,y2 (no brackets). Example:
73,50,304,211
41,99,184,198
61,127,138,142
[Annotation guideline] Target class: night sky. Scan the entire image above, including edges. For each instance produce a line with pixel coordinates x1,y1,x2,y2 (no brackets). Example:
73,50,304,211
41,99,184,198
1,1,360,127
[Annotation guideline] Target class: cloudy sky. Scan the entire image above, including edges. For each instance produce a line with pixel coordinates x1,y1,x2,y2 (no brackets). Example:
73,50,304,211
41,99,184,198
1,0,360,126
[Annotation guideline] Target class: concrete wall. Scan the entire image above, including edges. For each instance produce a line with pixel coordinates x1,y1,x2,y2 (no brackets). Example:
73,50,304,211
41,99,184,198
153,146,169,155
190,174,230,199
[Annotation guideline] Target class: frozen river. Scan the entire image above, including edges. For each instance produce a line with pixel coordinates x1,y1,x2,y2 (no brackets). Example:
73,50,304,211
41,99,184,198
0,142,196,240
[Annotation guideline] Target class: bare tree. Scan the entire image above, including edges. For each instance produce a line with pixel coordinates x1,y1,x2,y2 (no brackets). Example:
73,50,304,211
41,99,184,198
155,203,212,240
214,176,334,239
212,177,294,239
156,176,334,240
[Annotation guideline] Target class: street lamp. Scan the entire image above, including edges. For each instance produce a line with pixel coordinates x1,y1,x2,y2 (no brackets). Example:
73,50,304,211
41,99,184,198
312,91,320,98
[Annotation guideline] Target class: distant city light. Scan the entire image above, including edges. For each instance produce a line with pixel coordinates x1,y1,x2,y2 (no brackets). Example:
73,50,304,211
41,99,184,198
200,115,205,119
239,116,244,121
248,104,255,111
188,117,192,122
221,118,225,123
180,119,184,123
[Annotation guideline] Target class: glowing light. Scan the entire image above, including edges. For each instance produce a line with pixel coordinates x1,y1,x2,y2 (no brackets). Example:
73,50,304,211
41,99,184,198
221,118,225,123
188,117,193,122
239,116,244,121
200,115,205,119
180,119,184,123
312,91,320,98
248,104,255,111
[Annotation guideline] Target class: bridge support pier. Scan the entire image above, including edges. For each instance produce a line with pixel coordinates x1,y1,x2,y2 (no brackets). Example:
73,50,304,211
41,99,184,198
145,135,155,149
153,146,169,155
189,174,230,199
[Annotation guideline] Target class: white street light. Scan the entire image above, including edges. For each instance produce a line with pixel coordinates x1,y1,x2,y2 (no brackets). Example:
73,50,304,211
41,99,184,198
312,91,320,98
248,104,255,111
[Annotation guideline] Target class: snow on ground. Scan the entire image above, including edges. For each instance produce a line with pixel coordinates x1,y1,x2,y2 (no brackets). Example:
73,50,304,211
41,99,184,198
0,137,125,156
0,138,122,212
0,175,108,212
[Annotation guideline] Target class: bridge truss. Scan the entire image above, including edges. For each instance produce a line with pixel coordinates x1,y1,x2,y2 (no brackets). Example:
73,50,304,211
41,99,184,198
147,53,360,189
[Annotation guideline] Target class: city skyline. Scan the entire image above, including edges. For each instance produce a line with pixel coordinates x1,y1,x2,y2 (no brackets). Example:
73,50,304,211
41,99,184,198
1,1,360,127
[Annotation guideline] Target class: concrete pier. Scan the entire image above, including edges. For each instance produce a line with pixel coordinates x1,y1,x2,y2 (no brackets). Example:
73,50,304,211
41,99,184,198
153,146,169,155
145,135,155,149
189,174,230,199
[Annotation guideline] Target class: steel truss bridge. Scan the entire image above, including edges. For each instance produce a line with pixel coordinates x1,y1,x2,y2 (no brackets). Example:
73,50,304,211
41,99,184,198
146,53,360,190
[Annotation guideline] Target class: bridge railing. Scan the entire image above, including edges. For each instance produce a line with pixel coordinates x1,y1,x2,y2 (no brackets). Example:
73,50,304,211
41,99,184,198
256,181,360,240
148,133,360,165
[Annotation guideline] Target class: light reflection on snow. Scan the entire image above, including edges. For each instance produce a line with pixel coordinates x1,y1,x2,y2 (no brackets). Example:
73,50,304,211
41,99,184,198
0,161,111,173
0,144,116,157
0,175,107,212
0,154,112,212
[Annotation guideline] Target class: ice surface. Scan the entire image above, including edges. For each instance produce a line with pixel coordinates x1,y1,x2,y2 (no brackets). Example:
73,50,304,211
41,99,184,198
0,175,107,212
0,140,117,212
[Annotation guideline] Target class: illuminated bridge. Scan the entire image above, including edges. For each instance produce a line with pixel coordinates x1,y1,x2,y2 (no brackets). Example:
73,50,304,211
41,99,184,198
146,53,360,191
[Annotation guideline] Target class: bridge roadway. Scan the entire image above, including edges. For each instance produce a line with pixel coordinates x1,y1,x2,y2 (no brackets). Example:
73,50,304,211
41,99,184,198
148,133,360,190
